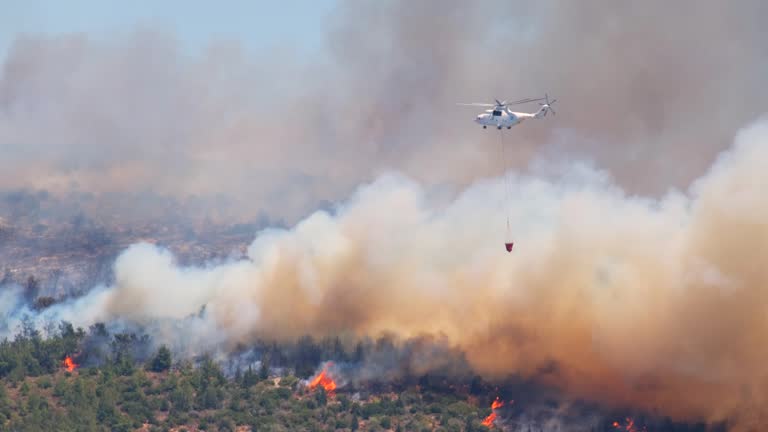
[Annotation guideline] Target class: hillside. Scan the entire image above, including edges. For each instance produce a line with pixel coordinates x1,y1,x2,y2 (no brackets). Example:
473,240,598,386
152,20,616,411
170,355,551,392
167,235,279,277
0,325,497,432
0,322,717,432
0,362,492,432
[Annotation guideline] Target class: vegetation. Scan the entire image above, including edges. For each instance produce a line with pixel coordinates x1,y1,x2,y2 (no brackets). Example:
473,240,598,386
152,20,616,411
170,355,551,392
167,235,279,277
0,321,493,431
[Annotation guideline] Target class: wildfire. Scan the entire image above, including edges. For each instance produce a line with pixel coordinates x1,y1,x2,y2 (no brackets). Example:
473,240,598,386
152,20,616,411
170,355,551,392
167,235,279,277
481,412,498,428
490,397,504,410
62,355,78,372
481,397,505,428
308,363,337,395
613,417,647,432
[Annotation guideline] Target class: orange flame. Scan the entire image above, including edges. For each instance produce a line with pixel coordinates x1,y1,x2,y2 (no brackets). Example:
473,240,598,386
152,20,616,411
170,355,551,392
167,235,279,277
491,397,504,410
482,412,498,428
308,363,337,395
613,417,647,432
62,355,78,372
481,397,505,428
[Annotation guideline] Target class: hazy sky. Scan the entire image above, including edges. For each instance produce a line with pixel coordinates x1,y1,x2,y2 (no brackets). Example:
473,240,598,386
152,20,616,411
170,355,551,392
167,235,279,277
0,0,338,59
1,0,765,227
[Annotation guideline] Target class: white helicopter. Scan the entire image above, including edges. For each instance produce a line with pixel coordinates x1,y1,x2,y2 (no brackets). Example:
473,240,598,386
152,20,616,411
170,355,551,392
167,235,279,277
458,94,557,129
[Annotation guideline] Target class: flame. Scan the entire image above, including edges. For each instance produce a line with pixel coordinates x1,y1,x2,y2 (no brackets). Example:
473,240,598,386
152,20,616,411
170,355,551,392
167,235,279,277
481,412,498,428
481,397,505,428
62,355,78,372
491,397,504,410
308,363,337,395
613,417,647,432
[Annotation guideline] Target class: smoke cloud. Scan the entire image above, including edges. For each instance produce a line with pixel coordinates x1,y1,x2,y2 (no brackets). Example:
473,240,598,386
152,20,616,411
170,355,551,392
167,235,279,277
1,1,766,223
3,115,768,429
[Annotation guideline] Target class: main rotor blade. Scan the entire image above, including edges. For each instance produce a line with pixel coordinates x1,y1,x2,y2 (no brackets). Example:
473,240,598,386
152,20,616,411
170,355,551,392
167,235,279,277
457,97,546,108
504,97,546,106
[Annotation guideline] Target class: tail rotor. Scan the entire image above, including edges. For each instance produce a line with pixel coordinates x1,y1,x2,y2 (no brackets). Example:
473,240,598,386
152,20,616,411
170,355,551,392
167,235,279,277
538,93,557,116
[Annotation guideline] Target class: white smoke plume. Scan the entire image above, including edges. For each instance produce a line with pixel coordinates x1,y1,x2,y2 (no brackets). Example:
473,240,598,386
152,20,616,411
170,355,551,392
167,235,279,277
3,115,768,429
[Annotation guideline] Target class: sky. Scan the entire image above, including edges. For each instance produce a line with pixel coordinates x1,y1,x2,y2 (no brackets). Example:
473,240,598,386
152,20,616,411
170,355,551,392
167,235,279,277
0,0,338,59
0,0,765,228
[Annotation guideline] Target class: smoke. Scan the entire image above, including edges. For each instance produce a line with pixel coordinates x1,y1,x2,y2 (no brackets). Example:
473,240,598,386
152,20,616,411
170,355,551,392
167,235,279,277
1,1,766,224
3,115,768,429
3,1,768,429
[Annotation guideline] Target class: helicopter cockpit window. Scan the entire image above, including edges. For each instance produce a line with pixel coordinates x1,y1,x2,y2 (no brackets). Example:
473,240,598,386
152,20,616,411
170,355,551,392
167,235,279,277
492,110,502,116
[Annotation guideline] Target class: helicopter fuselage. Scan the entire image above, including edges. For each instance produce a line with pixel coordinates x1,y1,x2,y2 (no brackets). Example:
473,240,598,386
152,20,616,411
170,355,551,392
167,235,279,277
474,109,534,129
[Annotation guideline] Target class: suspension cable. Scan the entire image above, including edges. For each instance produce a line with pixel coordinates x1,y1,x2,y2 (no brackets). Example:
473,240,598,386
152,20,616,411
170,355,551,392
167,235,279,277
499,130,511,242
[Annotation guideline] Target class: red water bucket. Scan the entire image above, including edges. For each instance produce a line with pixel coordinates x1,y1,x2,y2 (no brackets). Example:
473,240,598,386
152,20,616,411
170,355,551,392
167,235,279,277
505,242,514,252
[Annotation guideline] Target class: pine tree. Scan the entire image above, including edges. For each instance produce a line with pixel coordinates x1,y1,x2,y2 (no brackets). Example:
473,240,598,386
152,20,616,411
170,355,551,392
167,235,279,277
315,387,327,406
259,356,270,381
242,365,258,388
465,416,475,432
149,345,172,372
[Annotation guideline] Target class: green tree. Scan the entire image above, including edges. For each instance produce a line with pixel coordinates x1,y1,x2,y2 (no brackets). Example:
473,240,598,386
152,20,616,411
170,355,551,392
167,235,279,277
171,382,194,412
199,417,210,430
97,396,119,425
315,387,327,407
469,375,484,396
150,345,172,372
465,416,476,432
339,395,351,411
111,333,138,376
380,417,392,429
242,365,258,388
259,357,270,381
217,416,235,432
201,386,223,410
295,336,321,378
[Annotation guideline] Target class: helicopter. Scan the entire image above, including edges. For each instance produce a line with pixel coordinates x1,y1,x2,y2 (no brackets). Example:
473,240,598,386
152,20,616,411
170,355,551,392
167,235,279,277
457,94,557,129
458,94,558,253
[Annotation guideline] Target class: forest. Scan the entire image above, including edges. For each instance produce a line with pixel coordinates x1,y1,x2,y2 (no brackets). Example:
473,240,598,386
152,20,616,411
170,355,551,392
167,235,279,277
0,319,500,432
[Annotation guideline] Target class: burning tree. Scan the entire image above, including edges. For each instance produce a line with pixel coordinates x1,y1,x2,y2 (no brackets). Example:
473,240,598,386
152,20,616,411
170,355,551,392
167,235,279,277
62,355,78,372
613,417,647,432
481,397,505,428
307,362,338,397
